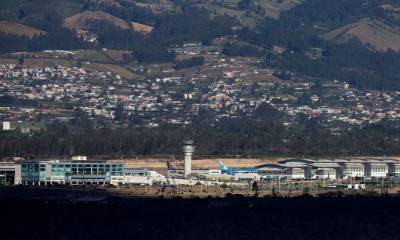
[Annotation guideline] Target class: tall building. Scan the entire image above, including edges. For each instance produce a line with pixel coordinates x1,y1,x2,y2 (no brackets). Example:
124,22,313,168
183,140,195,177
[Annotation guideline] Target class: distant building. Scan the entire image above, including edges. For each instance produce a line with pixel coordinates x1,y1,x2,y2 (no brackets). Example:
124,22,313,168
123,169,166,185
72,155,87,161
20,127,30,134
365,162,389,178
342,162,365,178
0,161,15,184
257,159,396,180
2,121,11,131
315,168,337,180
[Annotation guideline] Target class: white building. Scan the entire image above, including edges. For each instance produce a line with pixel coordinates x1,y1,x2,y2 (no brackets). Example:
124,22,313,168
367,162,388,178
257,160,313,180
343,162,365,178
123,169,166,185
257,159,398,180
280,160,313,179
290,167,306,179
312,161,340,180
393,163,400,176
234,173,260,181
2,121,11,131
257,164,287,180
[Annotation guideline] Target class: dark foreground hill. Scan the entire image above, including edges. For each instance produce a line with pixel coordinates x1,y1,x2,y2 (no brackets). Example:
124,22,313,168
0,193,399,240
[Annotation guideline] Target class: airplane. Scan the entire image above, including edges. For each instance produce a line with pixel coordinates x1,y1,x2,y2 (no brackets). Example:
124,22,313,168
219,161,257,175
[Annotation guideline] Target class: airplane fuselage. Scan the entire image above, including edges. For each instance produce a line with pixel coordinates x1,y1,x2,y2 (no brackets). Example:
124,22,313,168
221,168,257,175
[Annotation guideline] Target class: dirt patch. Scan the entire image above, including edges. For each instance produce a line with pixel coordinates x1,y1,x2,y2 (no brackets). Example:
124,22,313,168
131,21,154,33
122,157,283,170
85,63,136,79
121,155,400,170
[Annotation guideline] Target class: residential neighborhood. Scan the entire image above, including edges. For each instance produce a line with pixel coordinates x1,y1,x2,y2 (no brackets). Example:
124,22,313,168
1,41,400,133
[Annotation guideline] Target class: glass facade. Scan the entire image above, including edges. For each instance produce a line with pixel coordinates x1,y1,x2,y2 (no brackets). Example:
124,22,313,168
17,160,123,185
21,162,40,182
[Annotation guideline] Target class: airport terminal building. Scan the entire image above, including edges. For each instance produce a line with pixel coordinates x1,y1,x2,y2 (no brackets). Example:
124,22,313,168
14,159,124,185
1,157,400,187
256,158,400,180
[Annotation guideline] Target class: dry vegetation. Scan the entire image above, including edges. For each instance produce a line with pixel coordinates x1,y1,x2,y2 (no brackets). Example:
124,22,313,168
321,18,400,52
0,21,46,38
256,0,303,19
122,157,285,169
63,10,131,31
121,156,400,170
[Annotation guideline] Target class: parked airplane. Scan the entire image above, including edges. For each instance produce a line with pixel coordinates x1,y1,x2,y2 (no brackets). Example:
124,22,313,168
219,161,257,174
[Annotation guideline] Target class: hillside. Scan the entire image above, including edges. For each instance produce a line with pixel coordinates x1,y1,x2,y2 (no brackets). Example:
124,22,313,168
256,0,303,19
321,18,400,52
193,0,301,24
3,0,400,91
0,21,46,38
63,10,131,31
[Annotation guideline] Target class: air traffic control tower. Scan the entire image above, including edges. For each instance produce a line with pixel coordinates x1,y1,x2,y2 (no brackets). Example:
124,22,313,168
183,140,195,177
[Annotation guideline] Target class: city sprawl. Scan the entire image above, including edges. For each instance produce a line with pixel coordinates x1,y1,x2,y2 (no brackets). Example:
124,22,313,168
1,41,400,133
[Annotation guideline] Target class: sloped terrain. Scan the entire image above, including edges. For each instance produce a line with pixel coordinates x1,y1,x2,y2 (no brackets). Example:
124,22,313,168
321,18,400,52
197,0,301,21
0,21,46,38
256,0,303,19
63,10,131,31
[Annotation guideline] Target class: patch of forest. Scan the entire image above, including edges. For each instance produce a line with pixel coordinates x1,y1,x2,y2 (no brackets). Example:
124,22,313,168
1,114,400,158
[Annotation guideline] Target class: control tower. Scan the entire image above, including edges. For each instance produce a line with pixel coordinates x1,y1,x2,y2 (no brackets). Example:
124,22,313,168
183,140,195,177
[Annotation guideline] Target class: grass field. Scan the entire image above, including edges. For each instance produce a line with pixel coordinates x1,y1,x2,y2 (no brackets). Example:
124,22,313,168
75,50,115,64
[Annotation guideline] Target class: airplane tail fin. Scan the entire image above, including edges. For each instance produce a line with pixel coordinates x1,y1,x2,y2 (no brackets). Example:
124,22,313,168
166,161,173,170
219,161,228,171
